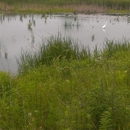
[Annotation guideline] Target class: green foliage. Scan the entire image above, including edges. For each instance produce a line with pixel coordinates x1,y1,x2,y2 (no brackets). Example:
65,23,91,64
17,35,89,74
0,72,12,98
0,38,130,129
0,72,10,87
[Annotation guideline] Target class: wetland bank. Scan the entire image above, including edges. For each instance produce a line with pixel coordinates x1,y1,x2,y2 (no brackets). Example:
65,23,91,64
0,0,130,130
0,14,130,73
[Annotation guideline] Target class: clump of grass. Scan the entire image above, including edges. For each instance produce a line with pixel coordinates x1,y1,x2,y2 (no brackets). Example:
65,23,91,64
17,35,90,73
102,39,130,59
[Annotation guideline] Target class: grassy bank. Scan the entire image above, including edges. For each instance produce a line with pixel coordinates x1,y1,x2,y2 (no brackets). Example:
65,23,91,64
0,36,130,129
0,2,106,14
0,0,130,14
1,0,130,8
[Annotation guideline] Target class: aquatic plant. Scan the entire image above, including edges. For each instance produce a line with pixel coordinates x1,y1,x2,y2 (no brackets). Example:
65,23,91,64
91,34,95,42
28,20,32,29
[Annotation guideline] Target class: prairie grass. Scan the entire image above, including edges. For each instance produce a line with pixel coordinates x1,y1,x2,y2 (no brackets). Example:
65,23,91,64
0,37,130,129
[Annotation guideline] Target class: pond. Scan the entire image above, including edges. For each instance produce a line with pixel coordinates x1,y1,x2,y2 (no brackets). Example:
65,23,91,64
0,14,130,73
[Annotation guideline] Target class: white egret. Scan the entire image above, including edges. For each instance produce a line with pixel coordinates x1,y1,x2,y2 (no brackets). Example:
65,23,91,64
102,21,107,29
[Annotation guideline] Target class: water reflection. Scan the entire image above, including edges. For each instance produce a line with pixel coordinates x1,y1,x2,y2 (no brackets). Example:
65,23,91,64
0,14,130,73
102,28,106,32
63,20,81,31
20,15,23,22
28,20,32,29
127,16,130,24
28,27,35,47
91,35,95,42
0,37,11,72
0,14,4,24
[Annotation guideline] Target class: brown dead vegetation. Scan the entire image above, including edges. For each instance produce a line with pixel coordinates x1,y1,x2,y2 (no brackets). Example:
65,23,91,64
67,4,107,13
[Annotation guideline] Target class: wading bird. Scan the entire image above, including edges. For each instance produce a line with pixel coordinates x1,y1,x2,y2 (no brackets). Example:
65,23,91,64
102,21,107,29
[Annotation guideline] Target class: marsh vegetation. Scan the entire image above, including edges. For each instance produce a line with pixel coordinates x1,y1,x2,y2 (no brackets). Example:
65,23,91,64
0,0,130,14
0,14,130,72
0,1,130,129
0,36,130,129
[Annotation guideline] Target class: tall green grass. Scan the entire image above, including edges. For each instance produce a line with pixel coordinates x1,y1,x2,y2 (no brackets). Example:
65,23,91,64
17,35,90,73
0,37,130,129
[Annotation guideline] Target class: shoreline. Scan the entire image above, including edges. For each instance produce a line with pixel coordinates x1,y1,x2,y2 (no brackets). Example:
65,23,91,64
0,3,130,15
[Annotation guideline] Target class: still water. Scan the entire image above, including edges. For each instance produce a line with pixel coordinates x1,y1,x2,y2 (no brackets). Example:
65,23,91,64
0,14,130,73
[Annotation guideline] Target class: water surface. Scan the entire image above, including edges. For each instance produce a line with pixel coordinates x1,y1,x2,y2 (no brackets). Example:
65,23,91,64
0,14,130,73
